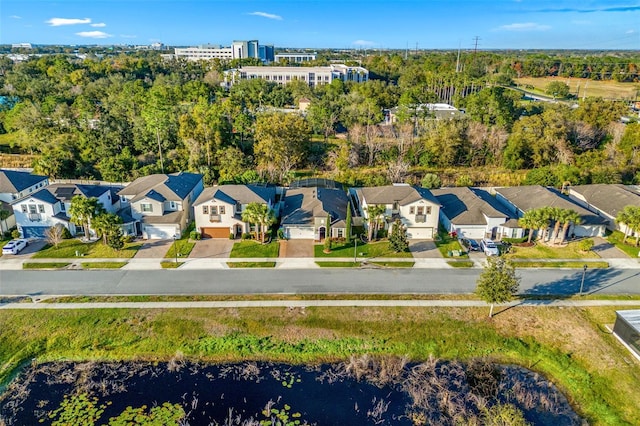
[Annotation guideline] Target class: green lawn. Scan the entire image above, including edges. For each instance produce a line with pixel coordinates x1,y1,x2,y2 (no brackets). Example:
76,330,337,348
368,261,415,267
160,261,183,269
23,262,70,269
447,260,474,268
164,239,195,259
511,261,609,268
316,261,361,267
434,231,467,258
607,231,639,258
81,262,127,269
32,239,142,259
314,241,413,258
226,262,277,268
506,241,600,259
230,241,279,258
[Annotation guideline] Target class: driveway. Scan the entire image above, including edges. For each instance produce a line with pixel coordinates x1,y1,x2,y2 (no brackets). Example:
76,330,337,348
134,239,173,258
280,239,314,258
409,240,442,258
1,239,48,259
189,239,234,258
591,237,629,259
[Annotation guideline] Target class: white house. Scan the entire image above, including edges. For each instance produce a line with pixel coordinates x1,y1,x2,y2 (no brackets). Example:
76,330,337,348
117,172,204,239
0,169,49,234
432,187,522,240
192,184,280,239
354,184,440,240
223,64,369,88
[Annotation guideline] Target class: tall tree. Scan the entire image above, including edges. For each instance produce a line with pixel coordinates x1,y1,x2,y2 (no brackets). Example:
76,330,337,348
365,204,386,241
324,213,332,252
241,202,262,241
345,201,352,244
476,257,520,318
68,196,103,239
388,218,408,253
92,213,124,246
559,210,582,244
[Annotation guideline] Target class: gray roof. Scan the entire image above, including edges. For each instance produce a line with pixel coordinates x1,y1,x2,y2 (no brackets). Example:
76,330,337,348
495,185,608,226
432,187,511,225
118,172,202,202
0,169,47,193
194,184,276,207
18,188,59,205
357,185,439,206
141,210,184,225
47,183,113,202
281,187,349,227
569,184,640,218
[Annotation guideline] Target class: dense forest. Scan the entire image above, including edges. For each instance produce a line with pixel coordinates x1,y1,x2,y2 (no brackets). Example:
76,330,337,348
0,48,639,188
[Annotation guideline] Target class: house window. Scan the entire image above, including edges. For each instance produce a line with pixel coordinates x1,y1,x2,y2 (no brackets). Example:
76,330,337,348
417,206,424,215
410,207,415,214
426,207,432,214
60,203,66,212
169,201,176,209
38,204,45,213
29,205,37,214
220,206,226,215
120,196,128,203
202,206,209,214
210,206,218,215
21,205,27,213
393,202,399,211
337,229,344,238
141,203,153,212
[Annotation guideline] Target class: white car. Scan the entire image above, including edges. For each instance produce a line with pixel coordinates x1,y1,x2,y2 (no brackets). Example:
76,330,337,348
480,238,500,256
2,239,28,255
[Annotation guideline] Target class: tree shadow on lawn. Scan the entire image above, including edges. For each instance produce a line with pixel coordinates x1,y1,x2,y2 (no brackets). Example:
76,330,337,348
523,268,639,299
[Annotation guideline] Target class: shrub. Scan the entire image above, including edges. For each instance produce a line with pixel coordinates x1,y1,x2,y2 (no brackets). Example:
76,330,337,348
421,173,442,189
11,229,20,239
190,230,201,240
122,235,135,243
376,229,388,239
578,238,594,252
229,233,234,240
501,236,528,244
277,228,285,240
241,233,253,240
60,226,72,239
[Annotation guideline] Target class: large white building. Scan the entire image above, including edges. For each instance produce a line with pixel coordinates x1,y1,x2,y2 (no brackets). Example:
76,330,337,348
275,52,317,63
173,40,274,62
222,64,369,88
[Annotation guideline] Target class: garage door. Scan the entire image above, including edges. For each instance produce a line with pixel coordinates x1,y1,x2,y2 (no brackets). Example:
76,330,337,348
284,226,315,239
406,227,433,240
201,227,230,238
144,225,176,239
22,226,49,239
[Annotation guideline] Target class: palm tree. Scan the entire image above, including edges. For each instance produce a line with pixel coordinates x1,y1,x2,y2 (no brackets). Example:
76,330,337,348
616,205,640,244
68,196,103,240
519,210,537,243
92,213,124,245
560,210,582,244
548,207,565,244
365,204,386,241
535,207,553,243
241,202,262,241
256,204,276,243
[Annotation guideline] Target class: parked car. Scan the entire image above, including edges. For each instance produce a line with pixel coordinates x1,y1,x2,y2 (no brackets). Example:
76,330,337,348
2,239,28,255
460,238,480,252
480,238,500,256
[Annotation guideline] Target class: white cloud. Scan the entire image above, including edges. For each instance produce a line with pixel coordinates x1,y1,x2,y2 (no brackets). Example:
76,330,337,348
47,17,91,26
249,11,283,20
626,29,636,34
75,31,112,39
497,22,551,31
353,40,376,46
91,23,106,28
10,15,21,19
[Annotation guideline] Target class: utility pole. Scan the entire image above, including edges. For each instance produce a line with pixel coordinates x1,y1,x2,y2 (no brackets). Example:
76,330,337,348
455,42,462,73
472,36,480,57
415,42,418,55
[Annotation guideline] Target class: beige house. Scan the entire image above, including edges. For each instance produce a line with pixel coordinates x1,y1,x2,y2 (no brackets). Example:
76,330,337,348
192,184,279,239
281,187,350,240
354,184,440,239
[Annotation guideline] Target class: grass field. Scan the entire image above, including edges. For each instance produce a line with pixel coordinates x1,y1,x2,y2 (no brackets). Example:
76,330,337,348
1,305,639,425
514,77,639,100
22,262,70,269
607,231,640,258
434,231,467,258
512,260,609,268
32,239,142,259
506,241,600,259
314,241,413,259
226,261,276,268
81,262,127,269
229,241,279,258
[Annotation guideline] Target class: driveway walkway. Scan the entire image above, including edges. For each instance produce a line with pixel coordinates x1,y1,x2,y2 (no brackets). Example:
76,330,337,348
133,239,172,258
189,239,234,258
279,239,314,258
409,240,441,258
592,237,630,259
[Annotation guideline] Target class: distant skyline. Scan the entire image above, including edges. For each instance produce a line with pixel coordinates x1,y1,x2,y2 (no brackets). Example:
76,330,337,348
1,0,639,50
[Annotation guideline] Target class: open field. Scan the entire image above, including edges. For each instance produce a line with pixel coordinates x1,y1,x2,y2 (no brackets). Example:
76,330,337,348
514,77,640,100
1,305,639,425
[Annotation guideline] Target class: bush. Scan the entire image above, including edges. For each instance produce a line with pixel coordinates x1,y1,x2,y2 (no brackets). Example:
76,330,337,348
122,235,135,243
11,229,20,239
501,236,528,244
376,229,388,239
229,233,234,240
60,226,72,239
578,238,594,252
277,228,285,240
190,230,201,240
241,233,254,240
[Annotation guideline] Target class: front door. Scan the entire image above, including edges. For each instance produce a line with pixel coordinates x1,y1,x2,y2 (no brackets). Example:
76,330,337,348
318,226,326,241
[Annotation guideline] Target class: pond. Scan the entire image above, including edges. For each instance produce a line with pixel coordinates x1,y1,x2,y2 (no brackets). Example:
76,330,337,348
0,357,580,425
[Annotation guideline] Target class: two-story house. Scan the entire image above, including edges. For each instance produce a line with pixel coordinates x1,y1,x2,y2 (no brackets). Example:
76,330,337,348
117,172,204,239
354,184,440,240
0,169,49,234
12,183,123,238
192,184,279,238
281,187,350,240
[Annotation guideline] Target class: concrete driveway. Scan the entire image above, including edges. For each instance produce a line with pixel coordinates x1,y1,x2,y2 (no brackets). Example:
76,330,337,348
189,239,234,258
1,239,48,259
280,239,314,258
409,240,442,258
134,239,173,258
591,237,630,259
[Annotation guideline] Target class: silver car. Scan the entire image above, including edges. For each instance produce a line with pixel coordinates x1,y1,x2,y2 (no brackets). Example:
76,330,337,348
2,239,28,255
480,238,499,256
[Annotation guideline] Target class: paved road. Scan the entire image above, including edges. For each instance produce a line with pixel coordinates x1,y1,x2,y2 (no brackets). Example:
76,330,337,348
1,268,638,296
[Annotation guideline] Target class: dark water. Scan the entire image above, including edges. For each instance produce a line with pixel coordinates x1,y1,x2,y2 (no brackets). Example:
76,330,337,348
0,360,580,425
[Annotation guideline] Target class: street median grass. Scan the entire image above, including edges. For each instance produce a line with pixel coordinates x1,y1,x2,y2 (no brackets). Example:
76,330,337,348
447,260,474,268
32,239,142,259
81,262,127,269
23,262,70,269
512,260,609,268
226,262,276,268
230,241,279,258
314,241,413,259
0,306,639,425
160,261,183,269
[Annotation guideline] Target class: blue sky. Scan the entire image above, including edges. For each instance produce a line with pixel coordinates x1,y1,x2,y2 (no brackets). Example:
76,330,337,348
1,0,639,50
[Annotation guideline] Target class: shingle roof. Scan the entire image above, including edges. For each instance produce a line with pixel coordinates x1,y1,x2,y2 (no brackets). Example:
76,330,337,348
19,188,59,205
118,172,202,202
569,184,640,218
357,184,439,206
193,184,276,207
495,185,608,226
432,187,511,225
141,210,184,225
281,187,349,226
48,183,112,202
0,169,47,194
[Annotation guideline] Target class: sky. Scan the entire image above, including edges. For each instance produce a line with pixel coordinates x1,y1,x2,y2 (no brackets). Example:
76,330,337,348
1,0,639,50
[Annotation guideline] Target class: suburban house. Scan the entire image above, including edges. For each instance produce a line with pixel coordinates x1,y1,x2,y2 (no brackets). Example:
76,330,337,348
117,172,204,239
568,184,640,235
495,185,608,238
192,184,280,239
12,183,125,238
354,184,441,240
432,187,523,240
0,169,49,234
280,187,350,240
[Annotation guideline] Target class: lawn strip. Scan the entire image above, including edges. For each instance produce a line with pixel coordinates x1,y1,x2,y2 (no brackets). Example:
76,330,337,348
226,262,276,268
81,262,127,269
23,262,70,269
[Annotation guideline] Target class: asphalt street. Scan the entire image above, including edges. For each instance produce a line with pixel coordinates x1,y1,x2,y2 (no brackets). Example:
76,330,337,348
1,267,639,296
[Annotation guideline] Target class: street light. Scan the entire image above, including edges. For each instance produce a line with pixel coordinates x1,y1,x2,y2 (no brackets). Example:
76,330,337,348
579,264,587,296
